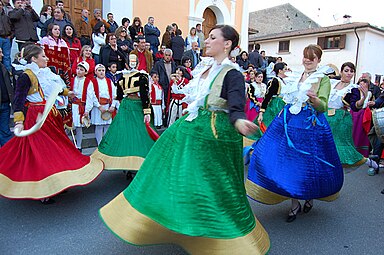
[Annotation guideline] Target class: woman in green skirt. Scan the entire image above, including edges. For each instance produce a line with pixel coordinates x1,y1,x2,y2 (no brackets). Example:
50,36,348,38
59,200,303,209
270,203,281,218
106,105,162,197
326,62,377,170
99,25,270,254
244,62,288,144
91,55,156,172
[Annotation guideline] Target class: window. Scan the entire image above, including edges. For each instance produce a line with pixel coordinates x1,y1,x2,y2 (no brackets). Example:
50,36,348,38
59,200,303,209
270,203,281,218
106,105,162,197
278,40,290,53
317,35,346,50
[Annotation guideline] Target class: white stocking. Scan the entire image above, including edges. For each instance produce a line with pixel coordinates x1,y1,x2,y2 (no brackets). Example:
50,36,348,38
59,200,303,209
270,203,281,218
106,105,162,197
74,127,83,149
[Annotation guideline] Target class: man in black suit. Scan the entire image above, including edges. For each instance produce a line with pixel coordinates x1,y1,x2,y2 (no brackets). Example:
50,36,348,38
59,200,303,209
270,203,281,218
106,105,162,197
182,42,200,69
248,43,263,71
361,72,381,100
152,48,176,125
9,0,39,50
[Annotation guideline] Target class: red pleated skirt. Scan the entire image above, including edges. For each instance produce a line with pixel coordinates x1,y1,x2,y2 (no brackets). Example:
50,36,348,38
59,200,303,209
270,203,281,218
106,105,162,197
0,104,104,199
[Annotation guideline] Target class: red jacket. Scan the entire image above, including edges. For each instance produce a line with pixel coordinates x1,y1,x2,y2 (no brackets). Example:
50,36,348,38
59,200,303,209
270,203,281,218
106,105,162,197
72,57,96,79
64,37,82,66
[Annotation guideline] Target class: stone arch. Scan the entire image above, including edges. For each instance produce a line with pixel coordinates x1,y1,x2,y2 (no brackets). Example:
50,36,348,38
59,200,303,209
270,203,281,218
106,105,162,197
192,0,231,27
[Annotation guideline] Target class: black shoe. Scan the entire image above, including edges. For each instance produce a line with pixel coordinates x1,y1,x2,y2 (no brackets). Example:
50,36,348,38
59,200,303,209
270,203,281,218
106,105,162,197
40,198,56,205
126,172,133,181
303,200,313,213
77,148,82,153
381,189,384,194
286,202,301,223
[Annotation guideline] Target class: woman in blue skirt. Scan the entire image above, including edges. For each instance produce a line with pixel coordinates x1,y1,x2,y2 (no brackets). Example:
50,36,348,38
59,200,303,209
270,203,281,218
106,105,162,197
246,44,343,222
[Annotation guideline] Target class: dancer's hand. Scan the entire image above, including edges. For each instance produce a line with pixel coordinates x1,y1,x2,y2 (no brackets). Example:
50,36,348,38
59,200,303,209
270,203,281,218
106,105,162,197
108,106,115,112
144,114,150,123
83,112,89,118
68,91,75,99
98,106,106,113
14,122,24,134
257,112,263,124
235,119,259,136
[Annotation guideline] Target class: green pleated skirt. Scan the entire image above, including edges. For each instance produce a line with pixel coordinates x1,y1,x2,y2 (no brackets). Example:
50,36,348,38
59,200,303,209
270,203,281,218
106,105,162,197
100,108,270,254
326,109,366,166
245,97,285,143
91,98,156,170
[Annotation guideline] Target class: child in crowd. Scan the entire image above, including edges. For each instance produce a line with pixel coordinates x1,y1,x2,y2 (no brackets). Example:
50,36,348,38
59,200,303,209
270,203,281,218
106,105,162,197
84,64,118,145
150,71,164,128
167,66,189,126
70,61,92,151
106,62,123,110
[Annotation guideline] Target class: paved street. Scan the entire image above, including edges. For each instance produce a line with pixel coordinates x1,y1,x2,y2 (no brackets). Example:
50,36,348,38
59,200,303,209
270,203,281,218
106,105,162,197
1,164,384,255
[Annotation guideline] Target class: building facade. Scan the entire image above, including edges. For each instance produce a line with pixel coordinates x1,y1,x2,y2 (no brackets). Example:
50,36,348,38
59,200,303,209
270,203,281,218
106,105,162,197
249,22,384,83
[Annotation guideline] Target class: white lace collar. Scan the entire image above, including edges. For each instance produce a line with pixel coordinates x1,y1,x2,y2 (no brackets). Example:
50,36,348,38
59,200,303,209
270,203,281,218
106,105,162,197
281,65,333,114
182,57,238,121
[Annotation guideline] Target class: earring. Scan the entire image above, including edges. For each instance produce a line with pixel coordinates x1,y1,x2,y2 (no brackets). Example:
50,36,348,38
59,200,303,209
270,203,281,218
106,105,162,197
224,48,227,54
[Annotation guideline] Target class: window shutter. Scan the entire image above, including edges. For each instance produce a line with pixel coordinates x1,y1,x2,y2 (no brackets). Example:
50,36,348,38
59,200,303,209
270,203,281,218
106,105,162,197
317,37,325,49
339,34,346,49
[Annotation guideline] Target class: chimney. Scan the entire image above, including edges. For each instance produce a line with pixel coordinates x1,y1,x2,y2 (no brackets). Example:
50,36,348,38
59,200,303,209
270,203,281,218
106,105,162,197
343,14,352,24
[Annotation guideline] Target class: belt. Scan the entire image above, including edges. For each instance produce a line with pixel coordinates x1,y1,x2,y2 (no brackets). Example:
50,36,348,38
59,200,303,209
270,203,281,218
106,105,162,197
172,94,185,100
152,100,162,105
99,97,111,105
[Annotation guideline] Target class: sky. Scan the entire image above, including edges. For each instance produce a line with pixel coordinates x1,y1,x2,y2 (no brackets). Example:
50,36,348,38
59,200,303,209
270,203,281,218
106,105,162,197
249,0,384,28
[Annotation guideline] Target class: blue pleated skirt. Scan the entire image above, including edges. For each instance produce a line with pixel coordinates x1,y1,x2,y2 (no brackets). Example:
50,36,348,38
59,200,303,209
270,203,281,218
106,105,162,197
246,104,344,204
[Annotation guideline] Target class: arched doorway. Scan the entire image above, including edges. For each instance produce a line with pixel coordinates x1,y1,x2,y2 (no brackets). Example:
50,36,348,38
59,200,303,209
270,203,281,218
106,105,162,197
202,8,217,40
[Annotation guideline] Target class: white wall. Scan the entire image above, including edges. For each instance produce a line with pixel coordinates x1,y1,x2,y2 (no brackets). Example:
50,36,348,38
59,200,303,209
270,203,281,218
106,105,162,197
255,30,383,83
358,30,384,81
102,0,133,27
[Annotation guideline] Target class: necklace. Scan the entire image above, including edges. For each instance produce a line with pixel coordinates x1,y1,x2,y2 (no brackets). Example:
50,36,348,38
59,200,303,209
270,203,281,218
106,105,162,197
303,70,316,77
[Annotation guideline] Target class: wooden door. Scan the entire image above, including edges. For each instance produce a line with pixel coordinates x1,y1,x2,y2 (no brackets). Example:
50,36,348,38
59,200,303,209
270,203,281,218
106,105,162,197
43,0,103,24
202,8,217,40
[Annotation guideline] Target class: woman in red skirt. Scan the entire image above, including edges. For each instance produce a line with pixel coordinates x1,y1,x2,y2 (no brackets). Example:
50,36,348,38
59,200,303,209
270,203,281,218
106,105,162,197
0,45,103,204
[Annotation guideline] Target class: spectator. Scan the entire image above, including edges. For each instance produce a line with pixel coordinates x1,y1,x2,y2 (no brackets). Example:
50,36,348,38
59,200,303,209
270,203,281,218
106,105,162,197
144,16,160,55
170,29,185,66
161,25,173,49
130,36,153,73
62,24,81,66
0,1,12,71
72,45,95,79
237,51,250,71
9,0,39,50
2,0,13,15
181,56,193,78
182,41,201,69
106,12,118,33
38,4,52,28
171,23,178,37
195,23,205,50
185,27,199,51
129,17,144,41
115,26,133,55
40,23,68,48
361,72,381,100
91,22,107,64
41,7,72,38
100,33,126,71
152,48,176,111
90,8,110,31
0,47,13,146
55,0,71,21
155,45,166,62
75,9,92,46
121,17,130,31
248,43,263,70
